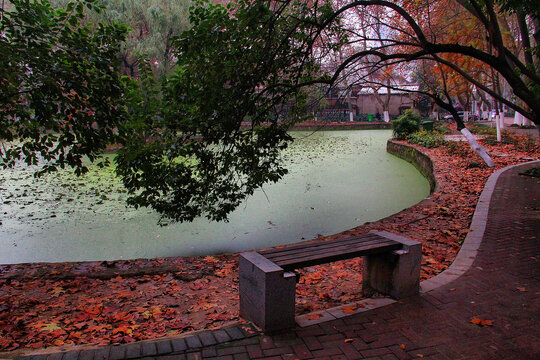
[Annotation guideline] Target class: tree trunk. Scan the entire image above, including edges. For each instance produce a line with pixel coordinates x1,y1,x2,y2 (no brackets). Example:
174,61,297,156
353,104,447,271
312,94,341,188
496,114,501,142
382,110,389,122
513,111,523,125
461,128,495,167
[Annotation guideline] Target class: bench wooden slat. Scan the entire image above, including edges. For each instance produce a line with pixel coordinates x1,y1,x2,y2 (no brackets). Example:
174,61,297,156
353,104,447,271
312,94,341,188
259,233,402,270
269,242,401,270
263,236,395,261
264,238,399,265
261,233,382,257
278,244,401,271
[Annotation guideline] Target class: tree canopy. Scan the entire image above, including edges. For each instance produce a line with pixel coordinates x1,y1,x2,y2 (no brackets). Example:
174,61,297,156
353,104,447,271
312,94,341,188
0,0,127,175
115,0,331,222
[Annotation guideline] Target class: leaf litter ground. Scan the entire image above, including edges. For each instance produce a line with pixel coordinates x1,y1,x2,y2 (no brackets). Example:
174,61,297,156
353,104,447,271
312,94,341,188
0,133,538,352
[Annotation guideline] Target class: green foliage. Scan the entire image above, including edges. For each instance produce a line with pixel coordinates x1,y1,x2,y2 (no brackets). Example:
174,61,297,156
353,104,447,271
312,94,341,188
0,0,128,175
115,0,331,223
468,124,497,136
406,130,446,148
50,0,192,76
433,122,452,134
391,110,421,140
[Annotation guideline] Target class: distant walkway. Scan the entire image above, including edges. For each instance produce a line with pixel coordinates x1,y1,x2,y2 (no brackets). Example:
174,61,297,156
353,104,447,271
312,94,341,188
477,119,539,138
19,161,540,360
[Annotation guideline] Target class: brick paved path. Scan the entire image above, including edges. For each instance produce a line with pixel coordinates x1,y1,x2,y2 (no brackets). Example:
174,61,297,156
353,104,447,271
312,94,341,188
20,162,540,360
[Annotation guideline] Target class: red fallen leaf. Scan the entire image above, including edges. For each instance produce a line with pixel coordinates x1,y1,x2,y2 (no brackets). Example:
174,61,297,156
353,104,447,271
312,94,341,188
68,331,83,340
53,339,65,346
400,344,406,350
169,320,191,330
471,318,494,326
112,312,132,322
202,256,219,264
305,313,322,320
85,305,103,315
240,325,256,334
189,281,207,291
209,311,234,322
215,267,234,278
335,271,350,279
72,321,89,330
112,325,133,336
115,291,133,299
318,292,331,301
29,341,44,349
516,287,526,292
87,324,110,333
341,305,357,314
344,339,353,343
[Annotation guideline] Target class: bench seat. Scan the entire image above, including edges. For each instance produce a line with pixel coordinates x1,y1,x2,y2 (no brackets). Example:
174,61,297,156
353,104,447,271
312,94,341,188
260,233,403,271
239,231,421,332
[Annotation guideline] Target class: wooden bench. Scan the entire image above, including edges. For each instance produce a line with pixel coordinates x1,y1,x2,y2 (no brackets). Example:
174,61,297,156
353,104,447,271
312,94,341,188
239,231,421,332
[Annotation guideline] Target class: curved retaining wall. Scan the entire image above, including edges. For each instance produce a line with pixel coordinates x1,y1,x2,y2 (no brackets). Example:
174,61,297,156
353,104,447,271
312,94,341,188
386,140,437,192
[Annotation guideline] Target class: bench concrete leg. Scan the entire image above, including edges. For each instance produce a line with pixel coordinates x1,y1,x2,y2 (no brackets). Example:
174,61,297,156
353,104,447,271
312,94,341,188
239,252,296,332
362,231,422,299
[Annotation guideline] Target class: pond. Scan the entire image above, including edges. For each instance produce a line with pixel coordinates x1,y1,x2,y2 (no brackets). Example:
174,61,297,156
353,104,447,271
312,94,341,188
0,130,430,264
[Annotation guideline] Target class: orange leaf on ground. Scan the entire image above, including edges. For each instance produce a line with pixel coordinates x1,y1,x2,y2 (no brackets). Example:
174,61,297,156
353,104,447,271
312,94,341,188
341,305,358,314
344,339,353,343
471,318,494,326
305,313,322,320
112,326,133,336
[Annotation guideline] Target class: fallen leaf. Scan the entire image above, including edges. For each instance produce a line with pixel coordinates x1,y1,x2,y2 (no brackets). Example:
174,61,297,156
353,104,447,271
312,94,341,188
344,339,353,343
400,344,406,350
41,322,62,332
112,325,133,336
341,305,358,314
471,318,494,326
516,287,526,292
305,313,322,320
53,339,65,347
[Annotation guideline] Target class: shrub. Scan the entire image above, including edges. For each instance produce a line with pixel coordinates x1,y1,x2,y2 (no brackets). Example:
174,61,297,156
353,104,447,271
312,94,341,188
433,122,452,134
391,110,421,140
406,130,446,148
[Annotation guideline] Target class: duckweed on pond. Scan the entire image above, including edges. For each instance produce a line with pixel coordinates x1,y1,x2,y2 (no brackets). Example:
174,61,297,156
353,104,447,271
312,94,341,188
0,130,430,264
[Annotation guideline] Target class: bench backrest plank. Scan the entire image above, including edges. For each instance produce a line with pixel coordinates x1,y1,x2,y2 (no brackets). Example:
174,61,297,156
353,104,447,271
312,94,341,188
260,233,402,270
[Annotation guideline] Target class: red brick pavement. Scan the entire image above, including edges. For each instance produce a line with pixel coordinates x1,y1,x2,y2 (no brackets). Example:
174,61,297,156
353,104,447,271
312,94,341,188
18,162,540,360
